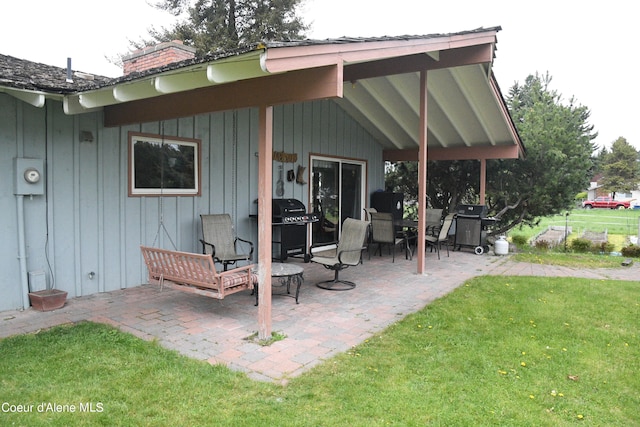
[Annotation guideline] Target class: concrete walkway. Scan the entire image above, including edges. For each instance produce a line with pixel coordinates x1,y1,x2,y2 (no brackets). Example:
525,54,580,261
1,251,637,382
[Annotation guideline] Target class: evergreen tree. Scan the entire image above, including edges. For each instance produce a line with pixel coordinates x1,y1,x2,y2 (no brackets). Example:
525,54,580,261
385,73,597,234
600,137,640,198
148,0,308,55
487,73,597,233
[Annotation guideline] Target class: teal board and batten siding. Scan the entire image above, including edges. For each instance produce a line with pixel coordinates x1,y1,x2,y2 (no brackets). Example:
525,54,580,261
0,93,383,311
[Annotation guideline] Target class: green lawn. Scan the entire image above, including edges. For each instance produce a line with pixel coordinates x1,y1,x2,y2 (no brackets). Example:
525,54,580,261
1,275,638,426
511,208,640,251
512,252,626,268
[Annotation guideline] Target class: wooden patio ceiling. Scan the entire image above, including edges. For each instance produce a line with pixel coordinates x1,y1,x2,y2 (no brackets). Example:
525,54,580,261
69,28,522,160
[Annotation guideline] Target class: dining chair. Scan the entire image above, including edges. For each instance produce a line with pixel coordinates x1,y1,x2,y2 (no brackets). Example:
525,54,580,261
425,213,455,259
369,212,406,262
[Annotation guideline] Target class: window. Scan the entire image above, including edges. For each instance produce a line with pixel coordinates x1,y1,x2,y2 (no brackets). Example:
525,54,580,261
128,132,201,196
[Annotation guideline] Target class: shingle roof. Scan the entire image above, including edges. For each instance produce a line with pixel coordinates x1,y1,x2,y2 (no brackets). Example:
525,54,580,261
1,27,522,159
115,27,501,84
1,27,501,93
0,54,111,93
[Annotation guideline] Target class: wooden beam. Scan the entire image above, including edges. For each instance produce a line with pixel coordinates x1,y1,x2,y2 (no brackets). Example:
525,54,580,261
416,71,428,274
257,105,273,341
383,144,522,162
104,65,341,127
344,44,494,82
479,158,486,204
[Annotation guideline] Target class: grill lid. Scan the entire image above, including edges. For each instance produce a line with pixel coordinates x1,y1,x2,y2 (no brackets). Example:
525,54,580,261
272,198,306,216
455,204,487,218
272,198,319,224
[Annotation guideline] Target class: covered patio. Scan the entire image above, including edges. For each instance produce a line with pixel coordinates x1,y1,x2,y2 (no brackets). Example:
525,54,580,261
1,27,523,340
94,27,523,339
3,249,637,382
2,250,507,382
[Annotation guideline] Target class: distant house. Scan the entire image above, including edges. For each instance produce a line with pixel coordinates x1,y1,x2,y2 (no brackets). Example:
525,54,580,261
1,28,524,332
587,174,639,206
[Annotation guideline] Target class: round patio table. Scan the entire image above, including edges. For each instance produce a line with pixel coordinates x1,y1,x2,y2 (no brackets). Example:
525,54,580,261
270,263,304,304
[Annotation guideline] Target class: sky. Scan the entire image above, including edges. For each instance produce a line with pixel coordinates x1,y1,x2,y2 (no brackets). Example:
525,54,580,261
2,0,637,150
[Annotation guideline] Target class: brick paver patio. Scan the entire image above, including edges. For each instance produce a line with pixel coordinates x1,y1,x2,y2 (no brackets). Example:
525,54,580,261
2,250,637,382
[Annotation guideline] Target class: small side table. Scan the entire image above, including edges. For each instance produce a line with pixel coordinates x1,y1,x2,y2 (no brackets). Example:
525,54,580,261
252,263,305,304
271,263,304,304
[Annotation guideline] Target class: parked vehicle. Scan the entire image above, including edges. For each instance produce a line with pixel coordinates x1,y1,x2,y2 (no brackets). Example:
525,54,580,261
582,196,631,209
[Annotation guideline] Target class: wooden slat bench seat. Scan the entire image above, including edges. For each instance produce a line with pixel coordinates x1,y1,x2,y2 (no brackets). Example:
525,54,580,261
140,245,258,304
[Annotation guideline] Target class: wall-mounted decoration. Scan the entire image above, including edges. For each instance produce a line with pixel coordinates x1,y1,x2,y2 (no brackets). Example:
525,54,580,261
276,165,285,197
128,131,201,196
273,151,297,163
296,165,307,185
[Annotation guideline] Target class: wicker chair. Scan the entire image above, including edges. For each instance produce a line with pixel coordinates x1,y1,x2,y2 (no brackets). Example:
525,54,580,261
369,212,407,262
200,214,254,271
310,218,369,291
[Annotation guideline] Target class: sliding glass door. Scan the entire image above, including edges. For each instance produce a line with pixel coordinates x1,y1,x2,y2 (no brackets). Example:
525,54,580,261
310,155,366,245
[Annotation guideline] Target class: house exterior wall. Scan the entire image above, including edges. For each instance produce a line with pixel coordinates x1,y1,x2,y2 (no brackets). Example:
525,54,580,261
0,93,383,311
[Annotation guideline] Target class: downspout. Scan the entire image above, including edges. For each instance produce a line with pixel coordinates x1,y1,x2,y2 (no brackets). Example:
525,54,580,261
16,194,30,309
15,102,30,309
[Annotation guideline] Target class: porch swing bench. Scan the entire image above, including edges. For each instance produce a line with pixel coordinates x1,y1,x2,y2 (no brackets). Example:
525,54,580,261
140,246,258,304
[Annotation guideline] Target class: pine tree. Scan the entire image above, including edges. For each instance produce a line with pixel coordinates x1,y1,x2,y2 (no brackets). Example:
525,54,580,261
148,0,308,55
600,137,640,198
486,72,597,233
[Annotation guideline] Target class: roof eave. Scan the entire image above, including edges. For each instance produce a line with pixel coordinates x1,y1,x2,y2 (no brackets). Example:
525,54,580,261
65,49,271,114
0,86,62,108
261,29,500,74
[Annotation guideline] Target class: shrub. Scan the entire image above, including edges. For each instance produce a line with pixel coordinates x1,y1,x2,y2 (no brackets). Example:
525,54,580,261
534,240,551,251
621,244,640,258
510,234,528,248
594,241,615,254
570,238,593,253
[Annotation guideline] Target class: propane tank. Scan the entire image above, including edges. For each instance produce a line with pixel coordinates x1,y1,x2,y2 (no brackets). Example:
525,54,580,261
495,235,509,255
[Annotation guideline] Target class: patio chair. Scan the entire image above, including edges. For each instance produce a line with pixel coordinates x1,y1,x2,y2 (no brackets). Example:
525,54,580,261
426,208,444,236
310,218,369,291
363,207,377,221
363,207,377,255
369,212,407,262
425,213,455,259
200,214,254,271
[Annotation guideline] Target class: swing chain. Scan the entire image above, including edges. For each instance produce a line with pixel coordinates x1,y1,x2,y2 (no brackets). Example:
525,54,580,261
152,121,177,250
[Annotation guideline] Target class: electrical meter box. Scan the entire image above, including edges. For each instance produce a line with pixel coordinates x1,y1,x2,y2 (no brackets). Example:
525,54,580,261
14,158,45,196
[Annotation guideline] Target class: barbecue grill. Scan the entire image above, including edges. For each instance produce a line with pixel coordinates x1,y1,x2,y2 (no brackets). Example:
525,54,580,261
453,204,497,255
272,198,319,262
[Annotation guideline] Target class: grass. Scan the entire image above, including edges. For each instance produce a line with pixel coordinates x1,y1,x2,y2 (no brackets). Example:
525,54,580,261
2,276,639,426
244,330,287,346
511,208,640,251
512,252,625,268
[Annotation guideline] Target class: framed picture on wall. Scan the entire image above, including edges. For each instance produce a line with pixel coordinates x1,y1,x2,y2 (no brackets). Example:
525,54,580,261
128,131,201,196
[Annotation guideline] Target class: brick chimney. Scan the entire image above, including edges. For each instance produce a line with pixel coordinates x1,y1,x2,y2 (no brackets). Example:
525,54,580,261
122,40,196,75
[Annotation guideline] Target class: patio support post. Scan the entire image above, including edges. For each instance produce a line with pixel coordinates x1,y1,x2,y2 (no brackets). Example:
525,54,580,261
479,158,486,205
416,70,428,274
257,104,273,340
